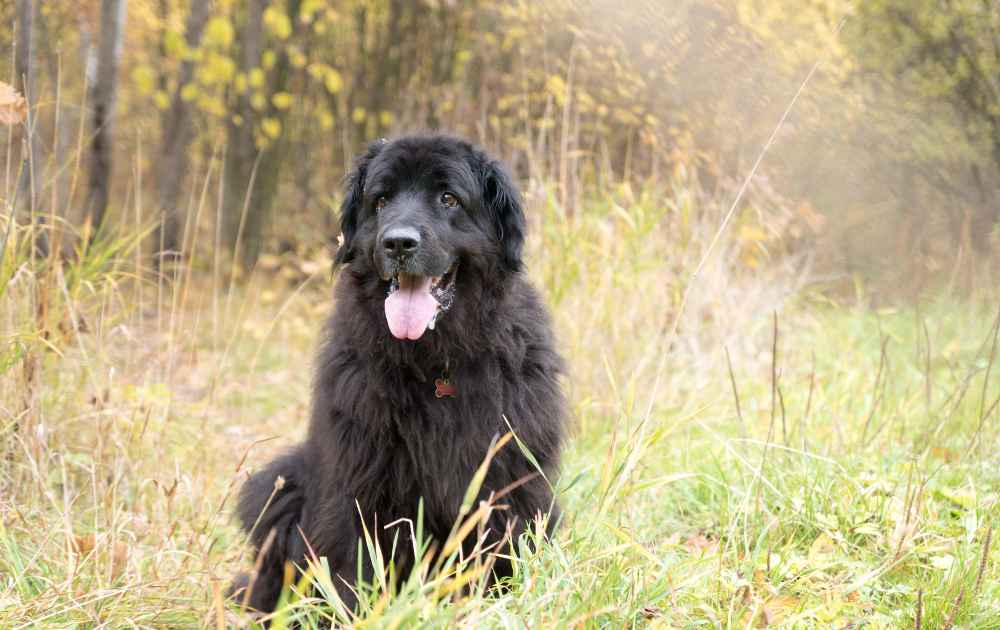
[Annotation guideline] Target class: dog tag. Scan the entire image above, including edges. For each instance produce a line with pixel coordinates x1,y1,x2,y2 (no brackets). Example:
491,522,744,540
434,377,457,398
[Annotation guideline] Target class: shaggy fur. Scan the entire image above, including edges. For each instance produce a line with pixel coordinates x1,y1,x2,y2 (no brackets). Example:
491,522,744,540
233,134,566,613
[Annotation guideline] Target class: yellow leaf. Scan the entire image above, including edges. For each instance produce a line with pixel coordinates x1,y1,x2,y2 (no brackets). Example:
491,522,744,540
261,117,282,139
271,92,293,110
307,63,327,80
263,7,293,40
324,68,343,94
808,532,837,564
262,50,276,70
351,106,366,124
301,0,325,20
203,17,234,47
197,53,236,85
248,68,265,88
545,74,567,103
739,225,768,242
154,91,170,110
197,94,226,117
180,83,199,102
131,65,156,96
163,29,185,56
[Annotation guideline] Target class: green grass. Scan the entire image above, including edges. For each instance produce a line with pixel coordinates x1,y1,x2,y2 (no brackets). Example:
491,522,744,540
1,185,998,628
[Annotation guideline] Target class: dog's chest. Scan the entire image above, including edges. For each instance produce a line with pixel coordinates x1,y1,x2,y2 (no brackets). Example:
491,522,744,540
326,352,517,525
376,390,505,521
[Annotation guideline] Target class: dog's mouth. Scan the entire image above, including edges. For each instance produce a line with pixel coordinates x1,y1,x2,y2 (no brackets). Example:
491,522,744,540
384,264,457,340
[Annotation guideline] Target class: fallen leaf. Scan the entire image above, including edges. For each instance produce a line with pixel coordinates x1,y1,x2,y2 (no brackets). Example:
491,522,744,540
685,531,718,554
110,540,128,580
69,532,128,580
0,81,27,125
70,533,96,556
640,605,662,619
808,532,838,563
764,594,801,624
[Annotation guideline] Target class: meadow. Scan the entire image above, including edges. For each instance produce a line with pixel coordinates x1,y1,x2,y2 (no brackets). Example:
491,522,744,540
1,175,997,628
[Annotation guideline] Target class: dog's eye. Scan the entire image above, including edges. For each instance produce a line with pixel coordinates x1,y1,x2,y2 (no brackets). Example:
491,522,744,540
375,196,388,212
440,192,460,208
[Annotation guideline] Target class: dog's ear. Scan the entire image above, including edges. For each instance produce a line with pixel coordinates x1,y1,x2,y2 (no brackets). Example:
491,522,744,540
335,139,386,265
483,160,526,273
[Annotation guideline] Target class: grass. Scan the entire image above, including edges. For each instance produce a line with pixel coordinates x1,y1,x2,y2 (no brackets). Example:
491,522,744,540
1,177,998,628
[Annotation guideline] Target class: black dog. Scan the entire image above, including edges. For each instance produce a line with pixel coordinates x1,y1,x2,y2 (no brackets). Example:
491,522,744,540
233,134,566,613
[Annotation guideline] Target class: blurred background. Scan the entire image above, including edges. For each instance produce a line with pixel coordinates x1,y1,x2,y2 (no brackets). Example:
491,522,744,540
2,0,998,295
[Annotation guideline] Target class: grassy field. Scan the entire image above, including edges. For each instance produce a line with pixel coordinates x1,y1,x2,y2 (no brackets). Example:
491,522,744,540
1,186,998,628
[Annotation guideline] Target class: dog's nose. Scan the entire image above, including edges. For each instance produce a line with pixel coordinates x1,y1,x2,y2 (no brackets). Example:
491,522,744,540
382,226,421,258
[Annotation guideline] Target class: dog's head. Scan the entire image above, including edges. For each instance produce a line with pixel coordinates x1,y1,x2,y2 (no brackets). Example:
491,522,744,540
334,135,526,341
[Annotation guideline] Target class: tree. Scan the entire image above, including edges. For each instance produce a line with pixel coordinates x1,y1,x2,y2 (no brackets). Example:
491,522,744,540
222,0,304,270
154,0,211,268
849,1,1000,252
14,0,39,222
86,0,127,234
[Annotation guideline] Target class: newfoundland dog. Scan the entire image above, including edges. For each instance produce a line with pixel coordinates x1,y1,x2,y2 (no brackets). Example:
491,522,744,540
233,134,566,613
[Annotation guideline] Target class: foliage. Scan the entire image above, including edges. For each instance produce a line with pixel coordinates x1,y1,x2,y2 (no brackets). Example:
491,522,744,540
844,0,1000,255
849,0,999,163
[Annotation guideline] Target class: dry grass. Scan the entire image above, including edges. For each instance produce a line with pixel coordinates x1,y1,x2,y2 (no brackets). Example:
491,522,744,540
1,166,998,628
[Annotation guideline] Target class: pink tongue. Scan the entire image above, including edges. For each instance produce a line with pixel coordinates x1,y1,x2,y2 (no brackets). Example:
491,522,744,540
385,274,438,340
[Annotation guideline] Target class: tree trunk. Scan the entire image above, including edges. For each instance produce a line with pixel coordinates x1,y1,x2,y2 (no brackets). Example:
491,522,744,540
35,7,73,233
154,0,210,268
86,0,127,234
970,160,999,254
223,0,267,269
15,0,41,224
348,5,369,147
223,0,303,270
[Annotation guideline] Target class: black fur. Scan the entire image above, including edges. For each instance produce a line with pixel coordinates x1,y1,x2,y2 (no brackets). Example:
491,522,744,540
233,134,566,614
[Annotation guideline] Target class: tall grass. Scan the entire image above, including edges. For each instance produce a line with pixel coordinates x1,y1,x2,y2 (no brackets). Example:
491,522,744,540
1,134,998,627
